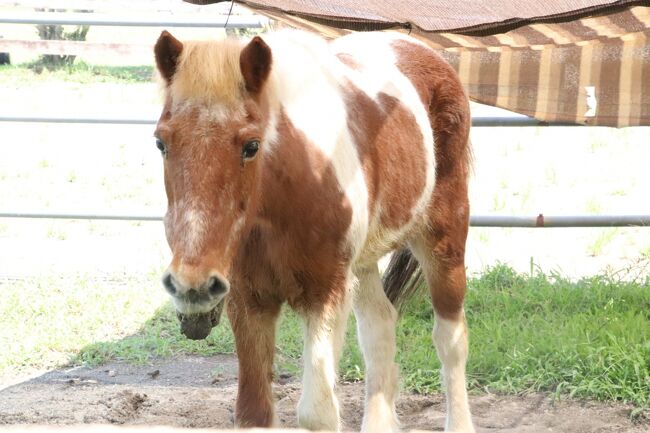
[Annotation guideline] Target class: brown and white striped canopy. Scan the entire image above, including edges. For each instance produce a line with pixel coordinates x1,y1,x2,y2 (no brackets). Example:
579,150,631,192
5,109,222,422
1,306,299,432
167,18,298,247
186,1,650,127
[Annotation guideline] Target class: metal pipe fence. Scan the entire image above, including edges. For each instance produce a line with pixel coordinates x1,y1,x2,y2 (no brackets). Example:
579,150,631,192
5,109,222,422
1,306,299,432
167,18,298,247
0,10,646,228
0,115,581,127
469,215,650,228
1,212,649,227
0,11,267,28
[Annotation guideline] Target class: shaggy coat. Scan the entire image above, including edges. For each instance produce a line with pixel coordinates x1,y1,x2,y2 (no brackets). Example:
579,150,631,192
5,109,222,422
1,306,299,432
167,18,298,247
154,29,474,433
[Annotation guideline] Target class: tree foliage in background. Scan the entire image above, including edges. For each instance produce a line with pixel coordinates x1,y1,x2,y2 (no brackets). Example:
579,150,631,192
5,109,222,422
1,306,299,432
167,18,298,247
34,8,91,70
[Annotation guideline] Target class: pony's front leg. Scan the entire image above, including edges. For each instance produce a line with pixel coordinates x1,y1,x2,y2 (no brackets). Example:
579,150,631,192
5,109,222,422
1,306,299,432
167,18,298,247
228,295,281,428
297,287,352,431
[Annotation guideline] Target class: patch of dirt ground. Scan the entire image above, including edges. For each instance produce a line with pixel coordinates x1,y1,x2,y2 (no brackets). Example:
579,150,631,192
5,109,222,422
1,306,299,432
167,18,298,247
0,355,646,432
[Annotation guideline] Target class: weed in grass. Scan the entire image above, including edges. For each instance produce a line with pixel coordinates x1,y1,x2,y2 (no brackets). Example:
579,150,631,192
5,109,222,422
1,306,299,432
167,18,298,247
491,193,506,212
587,228,619,257
544,166,558,185
586,198,603,215
514,183,533,211
38,159,50,169
590,137,608,153
46,225,66,241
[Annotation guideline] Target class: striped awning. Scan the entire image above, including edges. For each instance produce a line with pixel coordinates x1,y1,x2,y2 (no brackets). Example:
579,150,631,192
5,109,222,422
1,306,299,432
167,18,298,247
185,1,650,127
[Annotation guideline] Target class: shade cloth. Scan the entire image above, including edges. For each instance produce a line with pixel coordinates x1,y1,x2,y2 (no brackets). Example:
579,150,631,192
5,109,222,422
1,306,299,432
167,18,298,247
185,1,650,127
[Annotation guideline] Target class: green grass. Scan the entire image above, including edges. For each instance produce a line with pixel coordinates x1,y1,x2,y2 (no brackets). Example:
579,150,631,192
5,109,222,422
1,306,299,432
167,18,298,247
1,265,648,411
587,228,619,256
0,273,164,374
460,265,648,407
0,61,153,84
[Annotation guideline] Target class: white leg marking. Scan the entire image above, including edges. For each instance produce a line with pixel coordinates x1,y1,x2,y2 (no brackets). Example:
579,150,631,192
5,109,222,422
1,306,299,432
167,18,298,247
433,314,475,433
353,265,400,433
298,293,352,431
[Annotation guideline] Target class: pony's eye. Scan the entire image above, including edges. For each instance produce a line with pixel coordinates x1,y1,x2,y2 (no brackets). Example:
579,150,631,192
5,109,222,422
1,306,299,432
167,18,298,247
155,138,167,156
242,140,259,161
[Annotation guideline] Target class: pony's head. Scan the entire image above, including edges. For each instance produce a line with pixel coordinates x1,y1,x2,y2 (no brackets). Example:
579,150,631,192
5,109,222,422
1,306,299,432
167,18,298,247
153,30,273,339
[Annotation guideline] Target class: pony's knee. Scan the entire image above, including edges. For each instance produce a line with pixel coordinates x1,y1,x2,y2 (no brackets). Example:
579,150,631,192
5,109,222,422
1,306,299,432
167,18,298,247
355,267,398,327
432,314,469,364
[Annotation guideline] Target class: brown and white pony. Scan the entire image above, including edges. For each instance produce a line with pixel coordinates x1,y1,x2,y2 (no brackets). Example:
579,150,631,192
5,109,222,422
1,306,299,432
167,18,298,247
153,29,473,433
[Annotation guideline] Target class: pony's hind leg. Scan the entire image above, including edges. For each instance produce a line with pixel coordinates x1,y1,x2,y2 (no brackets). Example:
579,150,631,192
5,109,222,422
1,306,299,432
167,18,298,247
411,228,474,433
297,288,352,431
353,264,400,433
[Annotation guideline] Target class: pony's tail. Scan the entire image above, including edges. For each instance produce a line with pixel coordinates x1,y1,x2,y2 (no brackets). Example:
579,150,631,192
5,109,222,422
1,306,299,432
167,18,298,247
382,248,423,311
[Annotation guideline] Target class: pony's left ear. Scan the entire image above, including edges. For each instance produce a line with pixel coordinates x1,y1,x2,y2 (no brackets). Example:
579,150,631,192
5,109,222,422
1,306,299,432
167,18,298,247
240,36,272,94
154,30,183,84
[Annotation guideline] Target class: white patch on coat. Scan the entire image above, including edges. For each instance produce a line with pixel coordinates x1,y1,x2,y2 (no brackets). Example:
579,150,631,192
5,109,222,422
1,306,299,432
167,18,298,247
166,197,210,260
433,314,475,433
262,30,370,259
182,207,207,254
330,32,437,262
298,281,352,431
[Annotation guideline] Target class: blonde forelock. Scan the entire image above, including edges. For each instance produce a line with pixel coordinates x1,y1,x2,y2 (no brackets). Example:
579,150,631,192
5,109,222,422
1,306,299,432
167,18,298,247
168,39,246,106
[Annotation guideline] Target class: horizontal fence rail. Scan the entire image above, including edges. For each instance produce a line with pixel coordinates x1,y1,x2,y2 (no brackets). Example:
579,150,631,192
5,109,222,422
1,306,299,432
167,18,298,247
469,214,650,228
0,115,157,125
0,11,266,28
0,115,579,127
0,39,152,57
0,211,163,221
0,10,643,230
1,212,649,227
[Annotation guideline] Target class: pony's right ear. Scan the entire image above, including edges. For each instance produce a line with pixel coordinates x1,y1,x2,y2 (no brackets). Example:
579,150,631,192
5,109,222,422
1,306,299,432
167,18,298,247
154,30,183,84
240,36,272,94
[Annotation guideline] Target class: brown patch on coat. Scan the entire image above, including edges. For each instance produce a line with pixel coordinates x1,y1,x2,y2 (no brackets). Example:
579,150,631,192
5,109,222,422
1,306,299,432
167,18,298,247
225,111,354,426
252,110,353,312
391,40,471,320
336,52,361,70
342,82,427,230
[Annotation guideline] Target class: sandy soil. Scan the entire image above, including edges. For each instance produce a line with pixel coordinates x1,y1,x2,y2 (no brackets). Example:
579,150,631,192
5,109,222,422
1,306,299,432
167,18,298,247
0,355,646,433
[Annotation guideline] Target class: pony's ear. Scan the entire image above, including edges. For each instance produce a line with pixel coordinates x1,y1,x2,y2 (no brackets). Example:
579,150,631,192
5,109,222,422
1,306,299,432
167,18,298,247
154,30,183,84
240,36,272,93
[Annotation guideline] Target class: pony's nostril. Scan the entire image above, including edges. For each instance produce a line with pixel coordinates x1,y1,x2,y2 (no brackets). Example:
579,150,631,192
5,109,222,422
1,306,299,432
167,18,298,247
162,274,176,295
207,276,228,297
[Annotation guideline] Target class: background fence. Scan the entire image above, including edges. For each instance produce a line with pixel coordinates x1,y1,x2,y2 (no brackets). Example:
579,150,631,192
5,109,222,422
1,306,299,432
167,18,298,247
1,6,649,228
